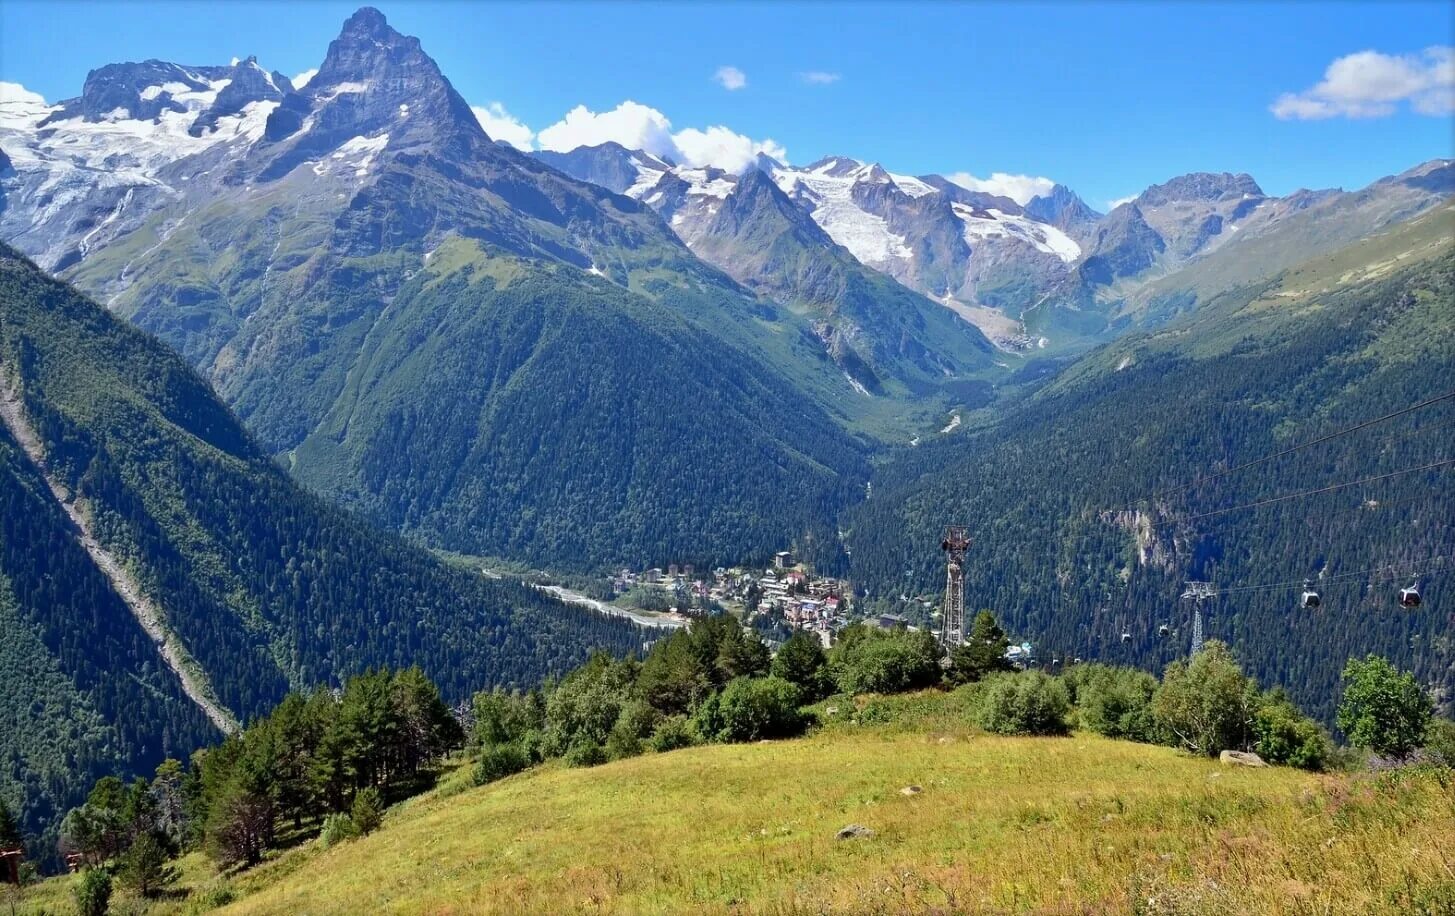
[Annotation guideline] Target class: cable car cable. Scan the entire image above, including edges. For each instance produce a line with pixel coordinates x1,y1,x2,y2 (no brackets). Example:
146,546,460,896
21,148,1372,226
1152,389,1455,500
1180,458,1455,523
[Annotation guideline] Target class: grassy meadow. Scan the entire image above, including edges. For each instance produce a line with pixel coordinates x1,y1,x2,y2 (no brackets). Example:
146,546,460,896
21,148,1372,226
13,689,1453,915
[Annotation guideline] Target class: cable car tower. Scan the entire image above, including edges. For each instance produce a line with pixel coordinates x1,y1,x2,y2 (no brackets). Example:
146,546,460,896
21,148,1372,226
1181,580,1215,655
940,526,972,646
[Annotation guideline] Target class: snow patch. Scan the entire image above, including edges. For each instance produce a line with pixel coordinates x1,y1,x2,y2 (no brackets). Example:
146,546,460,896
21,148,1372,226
772,166,913,266
952,203,1081,262
889,173,936,197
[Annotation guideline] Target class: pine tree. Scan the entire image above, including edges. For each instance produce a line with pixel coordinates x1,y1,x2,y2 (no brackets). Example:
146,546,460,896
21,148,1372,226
947,610,1011,685
116,832,177,898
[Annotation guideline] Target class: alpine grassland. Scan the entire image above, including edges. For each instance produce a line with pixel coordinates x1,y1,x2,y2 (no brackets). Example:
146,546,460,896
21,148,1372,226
13,689,1452,915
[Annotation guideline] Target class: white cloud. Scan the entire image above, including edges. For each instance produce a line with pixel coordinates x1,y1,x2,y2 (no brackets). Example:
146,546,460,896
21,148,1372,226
471,102,535,150
674,126,787,173
536,101,677,157
1106,194,1137,210
946,171,1057,206
292,68,318,90
714,65,747,91
535,100,786,172
1271,46,1454,120
800,71,841,85
0,81,46,106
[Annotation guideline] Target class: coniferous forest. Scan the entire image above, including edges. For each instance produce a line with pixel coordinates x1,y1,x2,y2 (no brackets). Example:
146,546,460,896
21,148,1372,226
0,245,644,868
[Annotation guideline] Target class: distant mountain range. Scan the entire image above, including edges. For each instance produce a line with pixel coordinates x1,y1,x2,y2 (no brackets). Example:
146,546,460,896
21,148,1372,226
0,6,1448,568
534,144,1451,352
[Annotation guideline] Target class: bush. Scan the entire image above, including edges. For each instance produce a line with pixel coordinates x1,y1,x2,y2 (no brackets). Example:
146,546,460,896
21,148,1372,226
1423,717,1455,768
1152,641,1259,756
192,883,237,909
73,867,112,916
564,739,607,768
473,742,531,785
606,698,660,761
704,676,808,743
1071,664,1160,743
829,625,941,695
318,813,356,848
1253,690,1332,771
648,715,701,752
350,787,384,836
472,688,545,748
976,671,1071,736
1337,655,1434,759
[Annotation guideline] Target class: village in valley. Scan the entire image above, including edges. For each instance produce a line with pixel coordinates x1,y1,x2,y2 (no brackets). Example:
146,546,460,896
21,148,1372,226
596,549,1037,665
605,550,852,646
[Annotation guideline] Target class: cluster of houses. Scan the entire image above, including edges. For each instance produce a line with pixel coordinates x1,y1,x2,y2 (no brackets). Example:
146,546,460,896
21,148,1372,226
610,551,853,645
607,550,1038,661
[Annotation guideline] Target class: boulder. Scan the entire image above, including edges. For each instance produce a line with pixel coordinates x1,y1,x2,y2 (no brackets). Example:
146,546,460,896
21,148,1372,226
900,785,922,796
1219,750,1268,768
836,824,874,840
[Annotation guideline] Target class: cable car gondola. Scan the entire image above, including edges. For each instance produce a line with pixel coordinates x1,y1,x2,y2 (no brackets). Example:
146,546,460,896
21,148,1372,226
1158,623,1170,638
1300,580,1321,610
1120,631,1132,644
1399,584,1422,609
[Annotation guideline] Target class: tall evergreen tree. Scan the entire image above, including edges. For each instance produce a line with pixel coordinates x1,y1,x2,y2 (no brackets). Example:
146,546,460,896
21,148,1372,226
947,610,1012,685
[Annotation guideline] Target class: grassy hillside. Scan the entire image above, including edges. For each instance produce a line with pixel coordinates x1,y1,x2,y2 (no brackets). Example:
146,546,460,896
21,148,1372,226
13,689,1452,915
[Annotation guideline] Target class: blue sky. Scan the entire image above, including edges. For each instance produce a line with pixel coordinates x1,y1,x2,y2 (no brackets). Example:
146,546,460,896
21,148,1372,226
3,0,1451,208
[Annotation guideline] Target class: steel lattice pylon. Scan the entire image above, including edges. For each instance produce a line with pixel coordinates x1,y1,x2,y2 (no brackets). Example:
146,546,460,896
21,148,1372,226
1181,581,1215,656
940,526,971,646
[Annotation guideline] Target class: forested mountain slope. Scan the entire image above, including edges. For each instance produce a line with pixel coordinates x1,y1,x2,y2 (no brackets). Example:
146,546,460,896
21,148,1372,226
0,243,644,864
845,203,1455,722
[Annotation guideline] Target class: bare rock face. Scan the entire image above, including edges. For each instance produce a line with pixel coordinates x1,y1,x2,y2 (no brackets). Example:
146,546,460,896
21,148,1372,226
1219,750,1268,768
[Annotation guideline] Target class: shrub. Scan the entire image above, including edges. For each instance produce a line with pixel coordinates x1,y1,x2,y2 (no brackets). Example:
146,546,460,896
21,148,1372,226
706,676,808,743
976,671,1071,736
473,742,530,785
318,813,356,848
1253,690,1332,771
350,787,384,836
73,867,112,916
472,688,545,748
1152,641,1259,756
829,625,941,695
564,739,607,768
191,883,237,909
1337,655,1434,759
1425,718,1455,768
1072,664,1160,743
648,715,701,752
